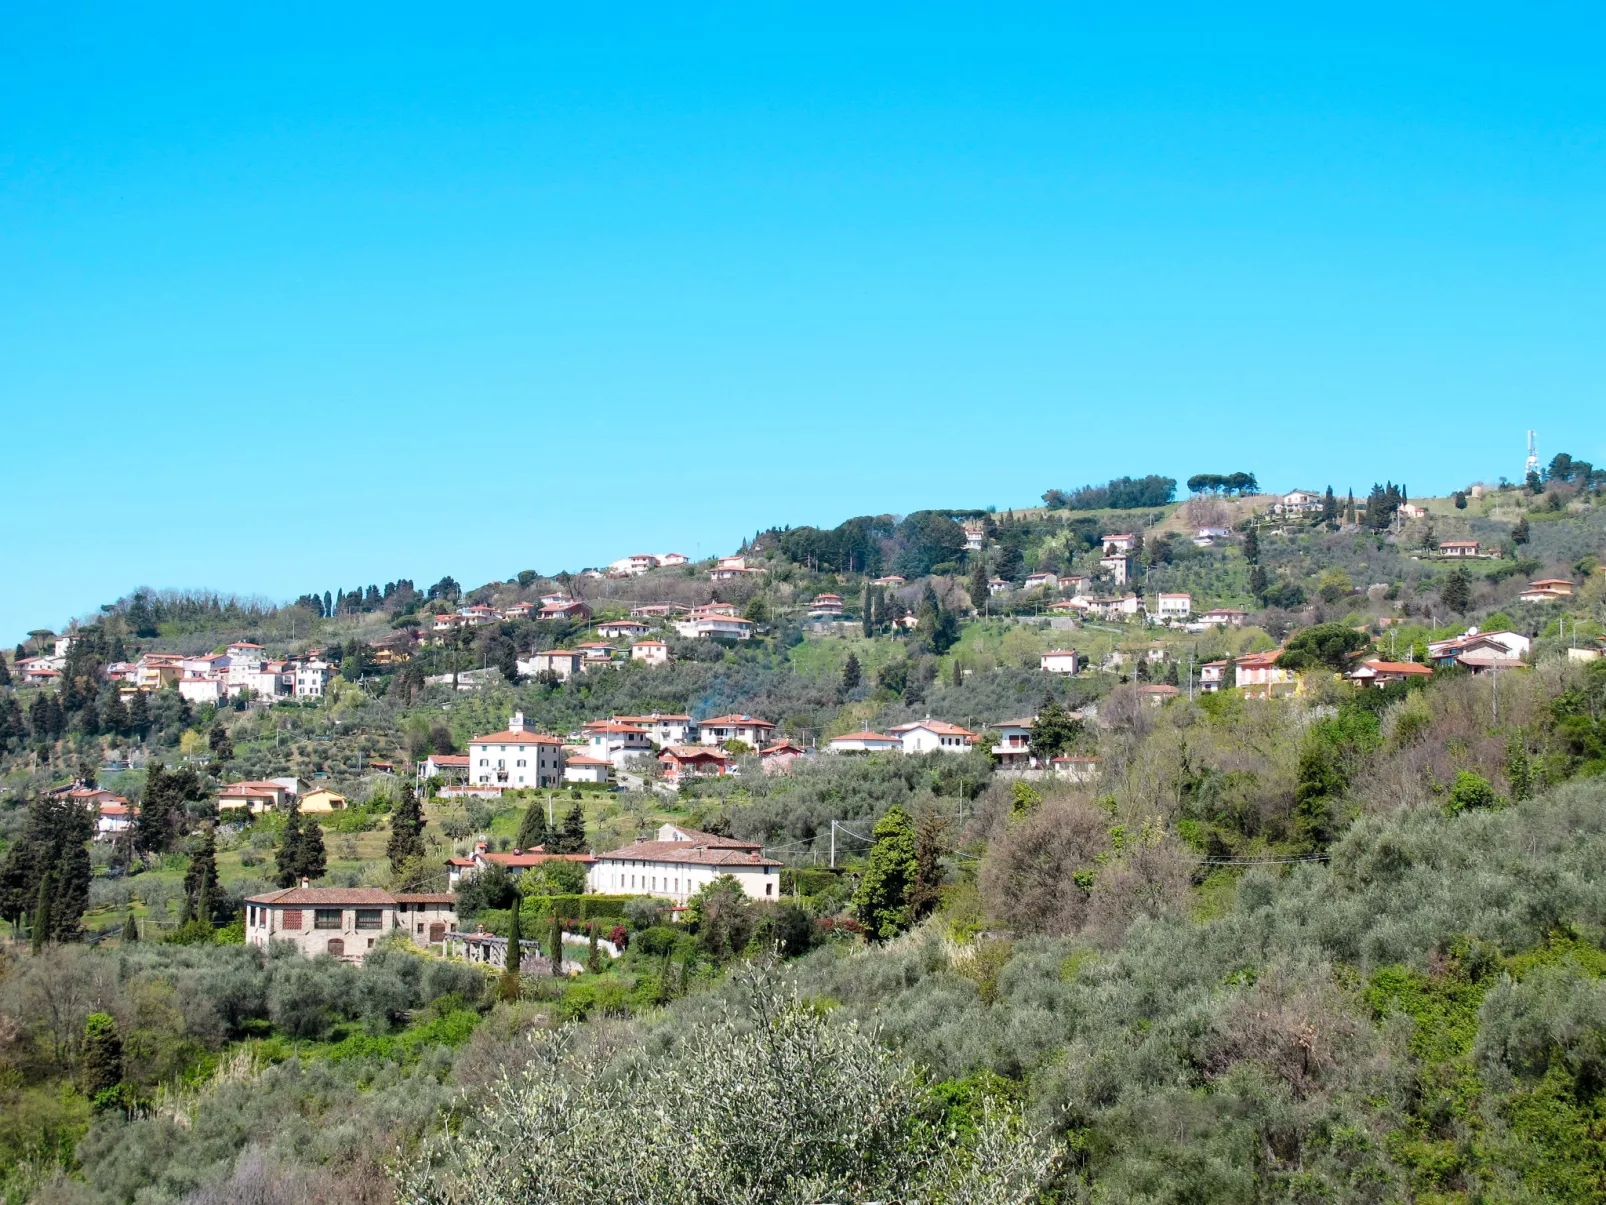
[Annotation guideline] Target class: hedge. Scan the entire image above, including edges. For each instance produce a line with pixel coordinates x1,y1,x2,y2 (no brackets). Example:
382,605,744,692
780,868,846,896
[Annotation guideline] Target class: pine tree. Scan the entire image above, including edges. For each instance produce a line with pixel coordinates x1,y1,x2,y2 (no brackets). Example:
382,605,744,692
550,913,564,976
32,871,53,953
1321,486,1338,524
840,653,861,696
82,1012,125,1108
295,814,327,883
1512,515,1530,545
1250,563,1268,600
850,805,918,941
208,722,234,761
101,691,129,736
387,783,427,871
1028,697,1082,761
500,893,523,1002
515,799,549,851
276,804,304,887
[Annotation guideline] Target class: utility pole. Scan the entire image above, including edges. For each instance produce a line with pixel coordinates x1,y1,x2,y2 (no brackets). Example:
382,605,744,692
830,821,836,870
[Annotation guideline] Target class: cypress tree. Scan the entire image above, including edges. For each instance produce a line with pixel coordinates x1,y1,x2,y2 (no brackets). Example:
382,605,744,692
276,804,304,887
128,690,150,739
550,913,564,977
32,871,53,953
0,652,10,688
1243,524,1260,564
515,800,549,852
840,653,862,696
121,910,139,943
862,586,873,637
295,813,327,883
587,923,601,974
499,893,523,1001
82,1013,125,1107
184,826,219,928
387,783,427,871
968,558,990,612
553,803,586,854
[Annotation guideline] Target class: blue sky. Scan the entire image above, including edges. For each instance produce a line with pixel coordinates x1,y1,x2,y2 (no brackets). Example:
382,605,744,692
3,3,1603,641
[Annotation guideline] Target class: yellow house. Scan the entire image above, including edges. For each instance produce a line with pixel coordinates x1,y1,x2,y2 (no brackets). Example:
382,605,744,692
299,788,347,812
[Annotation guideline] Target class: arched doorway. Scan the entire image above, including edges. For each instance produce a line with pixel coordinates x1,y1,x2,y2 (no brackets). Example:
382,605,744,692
326,938,344,957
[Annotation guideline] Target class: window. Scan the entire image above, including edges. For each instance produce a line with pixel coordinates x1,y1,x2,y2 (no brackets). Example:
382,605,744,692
282,909,303,930
314,909,343,930
355,909,383,930
517,759,526,767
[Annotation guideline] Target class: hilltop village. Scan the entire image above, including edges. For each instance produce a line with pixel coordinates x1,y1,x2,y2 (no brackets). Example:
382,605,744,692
3,461,1606,1203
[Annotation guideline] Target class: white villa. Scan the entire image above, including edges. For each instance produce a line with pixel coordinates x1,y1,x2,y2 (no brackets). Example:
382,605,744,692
889,719,979,754
469,713,564,790
1040,649,1083,674
587,824,782,904
827,730,903,753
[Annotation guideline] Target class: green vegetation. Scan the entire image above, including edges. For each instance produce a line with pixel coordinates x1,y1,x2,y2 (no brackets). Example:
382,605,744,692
1,469,1604,1200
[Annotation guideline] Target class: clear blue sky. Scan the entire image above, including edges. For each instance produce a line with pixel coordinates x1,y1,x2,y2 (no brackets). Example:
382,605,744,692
3,3,1603,642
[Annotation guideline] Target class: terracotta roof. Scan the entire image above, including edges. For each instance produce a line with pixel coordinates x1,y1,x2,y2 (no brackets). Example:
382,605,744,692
632,639,668,647
660,745,731,760
484,851,596,868
700,714,775,728
392,893,457,904
830,731,900,742
424,754,471,766
888,720,978,738
762,741,805,755
1042,649,1080,657
470,730,563,745
615,713,692,722
1355,660,1433,675
246,887,397,906
594,839,781,868
1052,755,1100,763
1138,684,1180,695
564,755,611,766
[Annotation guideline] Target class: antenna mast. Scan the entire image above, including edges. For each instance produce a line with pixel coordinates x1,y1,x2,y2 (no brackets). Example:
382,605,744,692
1525,430,1539,480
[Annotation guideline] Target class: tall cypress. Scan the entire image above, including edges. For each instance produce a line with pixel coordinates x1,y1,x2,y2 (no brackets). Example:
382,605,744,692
387,783,427,871
553,803,587,854
550,913,564,977
32,871,53,953
0,652,10,688
500,893,523,1002
121,910,139,943
295,813,327,883
276,804,304,887
515,800,549,851
82,1013,125,1107
184,826,219,928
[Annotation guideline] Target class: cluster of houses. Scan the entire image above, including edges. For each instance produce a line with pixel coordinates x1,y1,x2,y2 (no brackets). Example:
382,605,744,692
11,639,339,704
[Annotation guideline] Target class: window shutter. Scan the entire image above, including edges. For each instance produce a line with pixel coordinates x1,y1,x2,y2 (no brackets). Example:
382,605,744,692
282,909,303,930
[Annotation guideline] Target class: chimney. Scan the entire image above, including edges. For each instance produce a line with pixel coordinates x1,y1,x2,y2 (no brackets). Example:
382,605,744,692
509,711,525,733
300,877,310,889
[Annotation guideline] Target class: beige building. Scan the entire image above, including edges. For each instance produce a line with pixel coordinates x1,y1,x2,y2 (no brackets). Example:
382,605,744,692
588,824,781,904
244,886,458,962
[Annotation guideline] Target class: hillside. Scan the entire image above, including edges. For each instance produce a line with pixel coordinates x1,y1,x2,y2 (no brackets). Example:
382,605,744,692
2,464,1605,1203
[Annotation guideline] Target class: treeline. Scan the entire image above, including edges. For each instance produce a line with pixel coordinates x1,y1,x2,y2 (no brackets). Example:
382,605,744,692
1041,474,1176,511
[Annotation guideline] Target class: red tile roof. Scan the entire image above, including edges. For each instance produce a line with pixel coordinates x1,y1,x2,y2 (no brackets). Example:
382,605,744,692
700,714,775,728
1356,660,1433,675
246,887,399,906
470,730,563,745
594,839,781,867
830,730,900,742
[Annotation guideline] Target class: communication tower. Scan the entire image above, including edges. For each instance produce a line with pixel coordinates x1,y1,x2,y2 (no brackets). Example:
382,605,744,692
1525,430,1539,481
